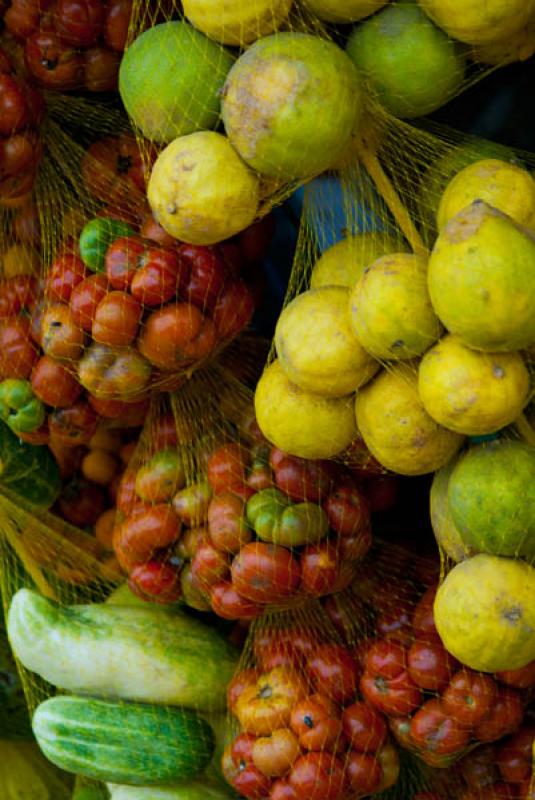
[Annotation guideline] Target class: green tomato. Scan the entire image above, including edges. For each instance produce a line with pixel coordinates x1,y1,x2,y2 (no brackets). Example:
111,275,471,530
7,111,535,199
246,488,291,529
79,217,136,273
135,450,186,503
0,379,46,435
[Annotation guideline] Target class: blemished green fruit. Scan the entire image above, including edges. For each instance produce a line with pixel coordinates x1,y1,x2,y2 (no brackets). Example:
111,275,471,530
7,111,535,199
119,22,234,143
310,233,407,289
427,201,535,352
147,132,259,245
221,32,363,180
430,458,473,563
349,252,442,360
182,0,294,45
346,2,465,119
303,0,387,23
447,440,535,561
419,0,535,46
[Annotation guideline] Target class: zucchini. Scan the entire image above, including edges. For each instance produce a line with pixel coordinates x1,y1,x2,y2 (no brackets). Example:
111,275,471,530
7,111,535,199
8,589,238,712
33,696,214,787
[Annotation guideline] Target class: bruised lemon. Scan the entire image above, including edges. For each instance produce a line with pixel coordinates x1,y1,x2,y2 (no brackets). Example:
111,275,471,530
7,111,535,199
350,253,442,361
310,232,406,290
437,159,535,232
418,334,530,435
275,287,379,397
182,0,294,45
355,364,464,476
255,359,357,459
148,131,259,245
434,554,535,673
419,0,535,45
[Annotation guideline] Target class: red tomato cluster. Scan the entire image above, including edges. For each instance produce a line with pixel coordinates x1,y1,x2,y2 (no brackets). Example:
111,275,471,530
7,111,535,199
4,0,133,91
224,632,402,800
112,415,373,614
0,46,44,203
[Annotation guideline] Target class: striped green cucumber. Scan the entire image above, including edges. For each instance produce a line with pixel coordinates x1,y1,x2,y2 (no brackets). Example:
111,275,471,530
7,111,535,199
32,696,215,786
8,589,238,711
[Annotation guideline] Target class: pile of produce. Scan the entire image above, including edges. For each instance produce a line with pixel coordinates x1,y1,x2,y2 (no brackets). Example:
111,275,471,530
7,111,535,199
0,0,534,798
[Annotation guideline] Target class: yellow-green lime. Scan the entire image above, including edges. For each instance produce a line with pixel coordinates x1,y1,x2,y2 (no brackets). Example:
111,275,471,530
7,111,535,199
430,458,474,563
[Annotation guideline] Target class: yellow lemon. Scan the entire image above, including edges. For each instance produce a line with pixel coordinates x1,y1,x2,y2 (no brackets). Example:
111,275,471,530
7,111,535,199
419,0,535,45
303,0,387,23
437,159,535,231
434,554,535,672
355,364,464,475
183,0,294,45
428,201,535,352
148,131,259,245
310,232,406,290
275,287,379,397
349,253,442,361
471,14,535,65
430,458,474,563
255,359,357,459
418,334,530,435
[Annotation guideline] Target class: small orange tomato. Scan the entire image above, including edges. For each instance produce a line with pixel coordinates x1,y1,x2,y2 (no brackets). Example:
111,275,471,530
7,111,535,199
82,448,119,485
41,304,86,360
252,729,302,778
235,667,309,736
92,291,142,347
95,508,117,550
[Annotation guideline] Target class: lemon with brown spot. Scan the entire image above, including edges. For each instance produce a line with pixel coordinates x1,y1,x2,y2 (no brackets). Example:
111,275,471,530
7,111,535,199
418,334,530,435
255,359,357,459
434,554,535,673
310,233,406,290
147,131,259,246
437,159,535,231
183,0,294,45
275,287,379,398
355,364,464,476
350,252,442,361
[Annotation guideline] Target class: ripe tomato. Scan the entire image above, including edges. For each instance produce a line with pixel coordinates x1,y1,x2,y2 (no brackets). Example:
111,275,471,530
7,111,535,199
24,30,84,89
223,734,272,800
408,640,458,692
235,666,308,736
307,644,360,705
92,291,142,347
138,303,215,370
442,670,498,728
128,559,182,603
57,478,107,527
228,669,261,713
55,0,104,47
87,393,148,424
190,542,230,593
78,342,152,401
83,45,121,92
41,304,86,360
176,243,227,312
114,504,181,570
231,542,302,604
0,317,38,379
271,779,299,800
412,585,440,642
323,484,369,537
290,693,343,752
212,279,255,340
4,0,41,41
208,492,253,554
253,629,314,672
345,751,383,795
388,716,412,750
31,355,82,407
376,603,414,647
104,0,132,51
81,135,148,205
46,253,86,302
48,400,98,447
342,701,388,753
288,752,346,800
300,542,340,597
210,581,264,620
495,660,535,689
361,640,423,716
497,726,535,784
131,248,185,307
272,451,336,503
459,743,499,788
0,275,37,317
252,728,302,778
104,235,146,291
410,698,471,756
174,526,209,560
474,687,524,743
70,274,109,331
207,442,250,494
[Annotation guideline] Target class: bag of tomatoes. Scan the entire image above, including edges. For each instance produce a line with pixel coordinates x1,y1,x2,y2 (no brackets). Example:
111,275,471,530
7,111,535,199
108,358,375,617
318,541,535,776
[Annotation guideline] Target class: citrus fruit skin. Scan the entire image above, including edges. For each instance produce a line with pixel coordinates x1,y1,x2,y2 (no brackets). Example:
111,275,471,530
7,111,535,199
430,458,473,563
254,359,357,459
354,364,464,476
434,554,535,673
419,0,535,46
310,233,406,290
119,22,234,144
447,440,535,561
349,253,442,361
418,334,530,435
221,32,363,180
275,287,379,398
303,0,387,23
437,159,535,232
182,0,294,45
471,16,535,65
147,132,259,246
346,2,465,119
428,201,535,352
